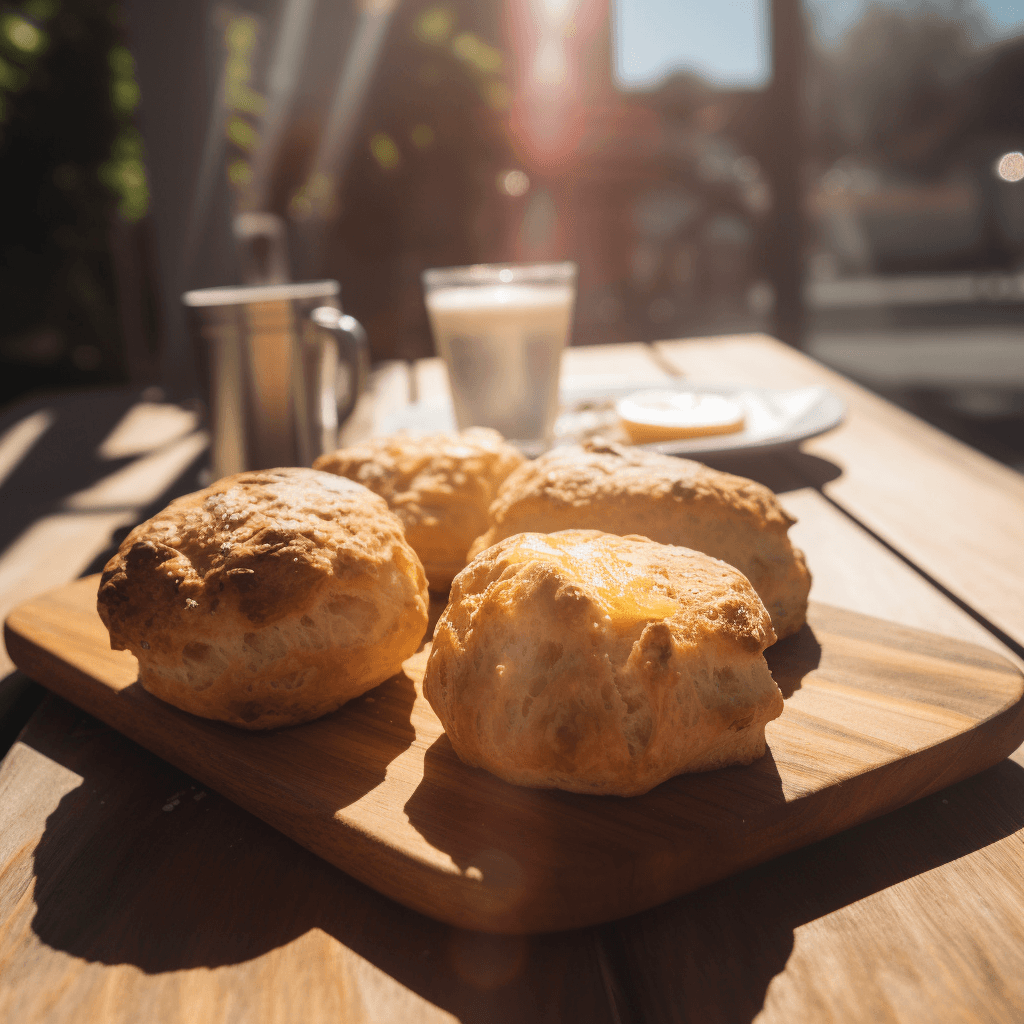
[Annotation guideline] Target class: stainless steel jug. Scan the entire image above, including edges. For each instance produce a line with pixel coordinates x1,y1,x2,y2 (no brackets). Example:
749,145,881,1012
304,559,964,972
183,280,367,479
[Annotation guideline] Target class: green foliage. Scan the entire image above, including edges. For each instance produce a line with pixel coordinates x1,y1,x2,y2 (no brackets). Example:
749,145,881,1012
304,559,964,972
101,37,148,221
1,14,46,55
0,0,152,394
99,126,148,221
222,13,267,191
370,131,401,170
414,6,454,46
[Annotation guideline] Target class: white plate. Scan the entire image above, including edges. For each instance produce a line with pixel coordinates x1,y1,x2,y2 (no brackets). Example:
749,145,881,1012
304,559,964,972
553,384,846,457
376,384,845,458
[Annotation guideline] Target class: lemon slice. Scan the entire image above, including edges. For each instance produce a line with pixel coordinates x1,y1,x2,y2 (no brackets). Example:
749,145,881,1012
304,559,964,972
616,390,745,444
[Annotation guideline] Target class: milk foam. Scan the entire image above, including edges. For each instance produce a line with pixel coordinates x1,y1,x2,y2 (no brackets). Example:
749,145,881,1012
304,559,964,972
425,284,575,313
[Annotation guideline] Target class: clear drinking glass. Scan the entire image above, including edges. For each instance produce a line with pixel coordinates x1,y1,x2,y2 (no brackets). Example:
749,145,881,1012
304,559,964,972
422,261,577,450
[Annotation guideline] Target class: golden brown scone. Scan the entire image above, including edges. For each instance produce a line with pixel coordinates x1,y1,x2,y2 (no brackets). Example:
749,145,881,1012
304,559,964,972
314,428,524,591
98,467,428,729
425,530,783,796
468,441,810,638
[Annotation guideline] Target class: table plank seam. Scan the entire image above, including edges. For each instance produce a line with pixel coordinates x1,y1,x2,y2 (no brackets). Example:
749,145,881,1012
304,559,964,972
795,467,1024,666
634,342,686,381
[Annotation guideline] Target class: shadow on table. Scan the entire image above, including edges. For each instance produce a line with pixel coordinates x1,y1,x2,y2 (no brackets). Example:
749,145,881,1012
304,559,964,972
0,387,207,577
601,752,1024,1022
766,623,822,698
402,734,788,917
23,700,1024,1024
0,390,208,757
23,697,619,1022
701,448,843,497
1,391,145,554
0,671,44,755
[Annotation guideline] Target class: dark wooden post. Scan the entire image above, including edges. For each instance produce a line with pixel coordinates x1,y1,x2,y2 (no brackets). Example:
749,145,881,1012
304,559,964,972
763,0,806,348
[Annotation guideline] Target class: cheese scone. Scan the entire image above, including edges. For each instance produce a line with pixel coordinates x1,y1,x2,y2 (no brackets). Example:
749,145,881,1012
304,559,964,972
468,441,810,638
98,467,428,729
425,530,783,796
314,428,524,591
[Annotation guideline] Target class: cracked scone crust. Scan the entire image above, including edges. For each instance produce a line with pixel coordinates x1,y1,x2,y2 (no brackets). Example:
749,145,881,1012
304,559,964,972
424,530,783,796
468,441,810,638
314,428,525,591
98,467,429,729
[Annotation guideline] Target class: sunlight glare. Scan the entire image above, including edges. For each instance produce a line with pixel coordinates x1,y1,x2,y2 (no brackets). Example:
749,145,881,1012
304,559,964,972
996,151,1024,182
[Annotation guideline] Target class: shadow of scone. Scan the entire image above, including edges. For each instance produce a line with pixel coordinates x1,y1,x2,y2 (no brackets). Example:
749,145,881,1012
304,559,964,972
467,441,811,639
314,428,524,592
97,468,429,729
424,530,784,796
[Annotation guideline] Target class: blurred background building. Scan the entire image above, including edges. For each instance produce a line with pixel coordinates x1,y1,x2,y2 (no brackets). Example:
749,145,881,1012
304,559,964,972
1,0,1022,467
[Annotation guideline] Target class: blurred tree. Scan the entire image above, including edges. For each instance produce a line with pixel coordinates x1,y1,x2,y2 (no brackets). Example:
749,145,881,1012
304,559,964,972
0,0,154,408
806,0,991,174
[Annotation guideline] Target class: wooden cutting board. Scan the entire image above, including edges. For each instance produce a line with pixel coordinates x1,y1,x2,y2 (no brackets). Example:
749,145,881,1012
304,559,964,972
6,575,1024,934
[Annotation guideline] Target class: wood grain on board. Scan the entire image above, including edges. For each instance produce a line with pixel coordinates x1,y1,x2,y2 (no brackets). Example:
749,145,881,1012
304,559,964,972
5,576,1023,934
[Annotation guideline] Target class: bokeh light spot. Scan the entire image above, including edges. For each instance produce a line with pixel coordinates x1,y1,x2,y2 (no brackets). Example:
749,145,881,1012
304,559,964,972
99,123,150,223
4,15,45,54
111,78,140,114
414,6,453,45
108,45,134,77
225,15,257,53
228,160,252,187
996,151,1024,182
289,171,336,220
410,123,435,148
289,191,312,218
452,31,503,74
370,131,400,170
226,117,259,151
498,169,530,197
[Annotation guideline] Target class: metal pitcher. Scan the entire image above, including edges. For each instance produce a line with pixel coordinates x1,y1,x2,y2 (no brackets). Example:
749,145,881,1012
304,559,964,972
183,280,367,479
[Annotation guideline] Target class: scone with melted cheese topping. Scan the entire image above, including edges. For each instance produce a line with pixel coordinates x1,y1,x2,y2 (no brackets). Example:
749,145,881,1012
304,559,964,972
314,428,524,591
424,530,783,796
98,467,429,729
468,440,810,638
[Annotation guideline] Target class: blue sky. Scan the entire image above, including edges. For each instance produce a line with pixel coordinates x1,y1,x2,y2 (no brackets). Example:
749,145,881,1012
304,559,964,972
612,0,1024,90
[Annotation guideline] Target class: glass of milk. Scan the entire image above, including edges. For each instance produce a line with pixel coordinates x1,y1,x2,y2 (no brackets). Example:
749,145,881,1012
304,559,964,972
422,261,577,450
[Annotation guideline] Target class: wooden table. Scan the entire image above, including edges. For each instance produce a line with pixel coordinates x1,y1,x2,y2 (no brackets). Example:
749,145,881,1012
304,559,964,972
1,335,1023,1023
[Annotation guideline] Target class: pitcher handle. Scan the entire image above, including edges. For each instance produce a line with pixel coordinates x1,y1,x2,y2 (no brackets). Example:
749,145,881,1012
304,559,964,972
310,305,369,439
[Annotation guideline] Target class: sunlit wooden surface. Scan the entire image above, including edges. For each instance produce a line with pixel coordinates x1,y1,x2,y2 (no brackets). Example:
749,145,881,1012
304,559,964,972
1,339,1023,1023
